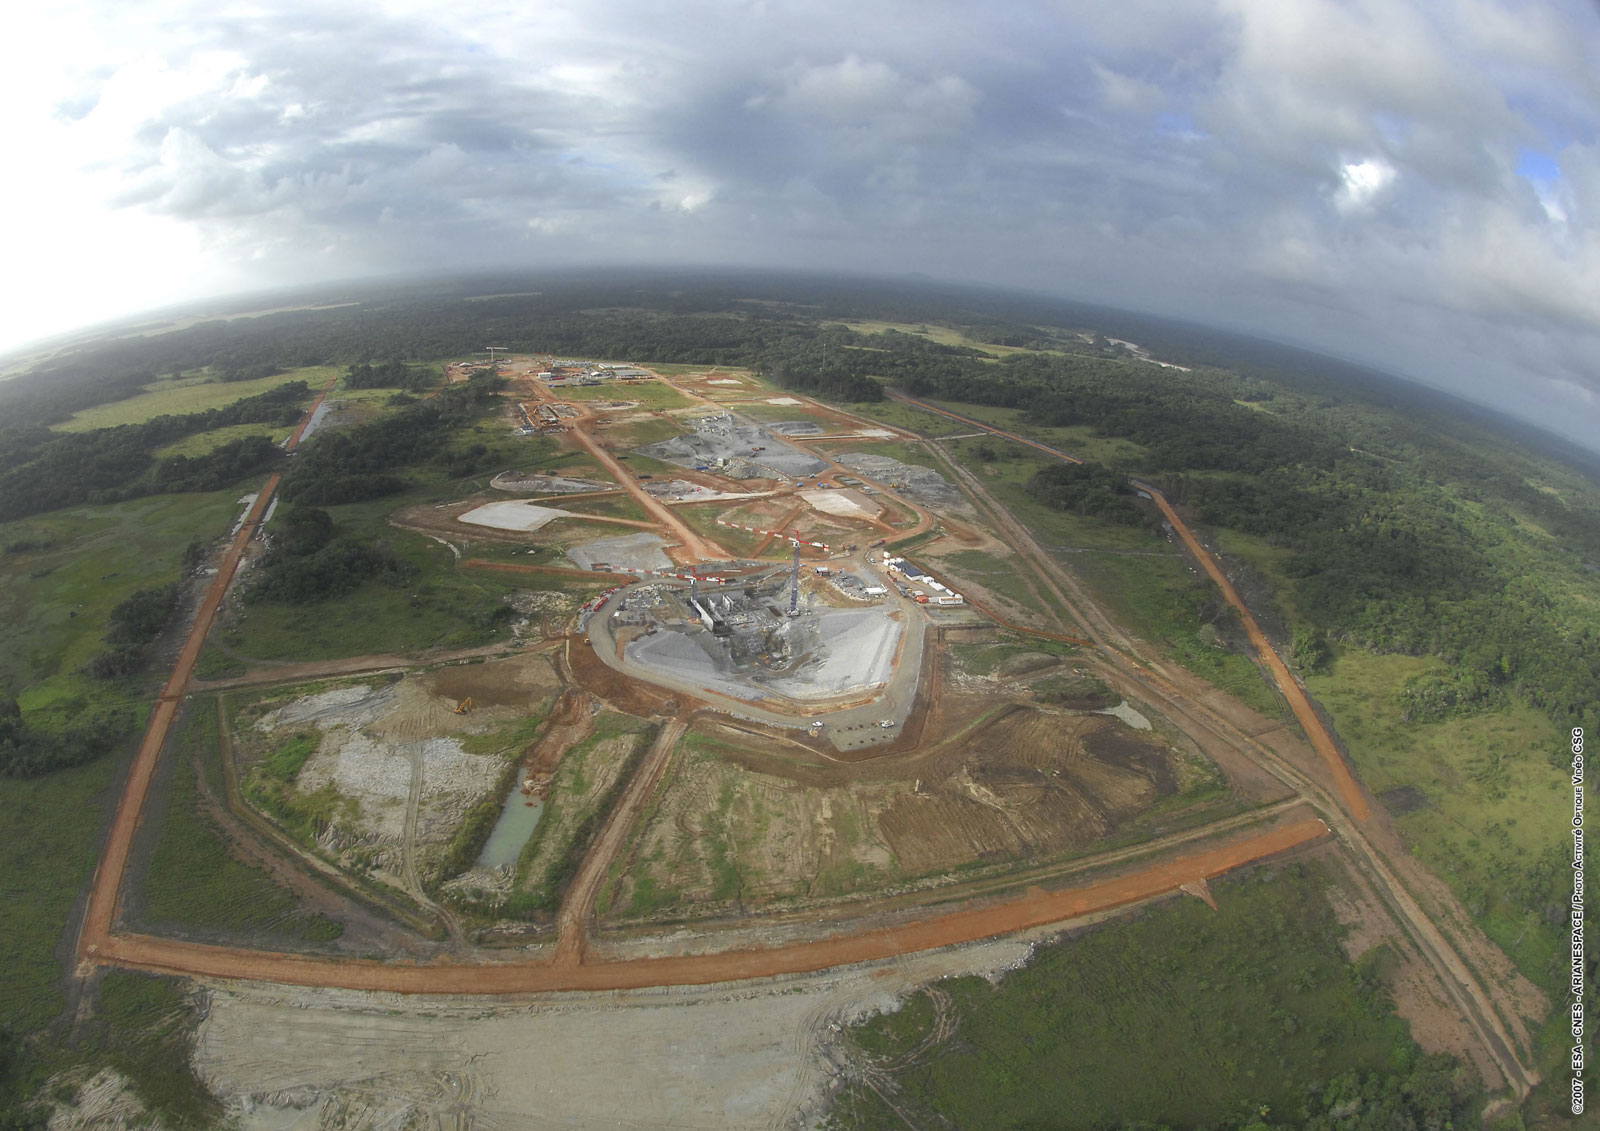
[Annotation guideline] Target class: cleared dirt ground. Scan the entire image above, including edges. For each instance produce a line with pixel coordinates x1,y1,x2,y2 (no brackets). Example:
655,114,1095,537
236,652,563,893
601,697,1198,922
191,926,1068,1130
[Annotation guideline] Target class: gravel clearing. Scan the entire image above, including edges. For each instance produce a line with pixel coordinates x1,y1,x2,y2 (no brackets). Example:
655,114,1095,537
254,681,508,868
193,932,1050,1131
566,532,673,572
638,413,826,479
254,685,397,732
299,732,412,841
799,488,881,520
491,472,611,494
835,452,965,509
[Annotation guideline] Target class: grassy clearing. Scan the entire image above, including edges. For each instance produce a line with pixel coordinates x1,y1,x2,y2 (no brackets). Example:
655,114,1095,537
550,381,693,410
677,504,769,557
602,416,685,448
0,490,241,697
503,442,613,483
154,421,293,459
842,320,1022,358
557,496,652,523
611,449,681,477
928,400,1151,466
220,526,528,662
827,865,1427,1130
54,366,338,432
1307,651,1570,998
934,548,1062,616
840,399,967,437
949,638,1078,678
817,438,933,471
609,730,899,917
137,701,342,941
725,401,837,425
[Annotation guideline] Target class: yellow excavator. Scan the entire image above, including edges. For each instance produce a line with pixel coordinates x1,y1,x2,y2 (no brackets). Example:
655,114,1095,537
453,697,473,714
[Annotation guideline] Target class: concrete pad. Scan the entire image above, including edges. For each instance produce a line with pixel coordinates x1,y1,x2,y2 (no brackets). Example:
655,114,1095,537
459,501,574,532
566,533,673,572
765,396,802,405
799,489,882,520
708,378,743,385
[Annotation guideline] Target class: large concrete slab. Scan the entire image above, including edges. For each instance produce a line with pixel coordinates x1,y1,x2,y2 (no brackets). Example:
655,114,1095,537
459,501,574,532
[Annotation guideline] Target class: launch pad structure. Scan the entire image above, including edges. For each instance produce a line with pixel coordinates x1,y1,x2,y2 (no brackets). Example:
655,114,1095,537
586,552,919,747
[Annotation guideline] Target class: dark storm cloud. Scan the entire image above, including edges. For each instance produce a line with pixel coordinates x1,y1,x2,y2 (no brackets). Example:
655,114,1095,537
23,0,1600,445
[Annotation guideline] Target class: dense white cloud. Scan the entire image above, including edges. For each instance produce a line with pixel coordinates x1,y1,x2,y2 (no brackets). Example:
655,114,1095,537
1,0,1599,447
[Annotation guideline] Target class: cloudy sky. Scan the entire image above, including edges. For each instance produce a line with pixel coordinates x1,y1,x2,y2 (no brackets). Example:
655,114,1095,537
4,0,1599,446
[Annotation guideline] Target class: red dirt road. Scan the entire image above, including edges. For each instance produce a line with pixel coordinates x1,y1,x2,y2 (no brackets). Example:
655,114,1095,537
76,377,1328,999
79,381,334,962
1137,486,1371,821
88,818,1328,993
887,391,1371,822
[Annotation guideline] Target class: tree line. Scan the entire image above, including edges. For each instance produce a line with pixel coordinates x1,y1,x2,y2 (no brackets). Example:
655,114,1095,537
278,372,504,505
0,382,309,522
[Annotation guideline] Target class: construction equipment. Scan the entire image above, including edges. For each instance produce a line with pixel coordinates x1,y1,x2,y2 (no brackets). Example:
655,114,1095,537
453,697,473,714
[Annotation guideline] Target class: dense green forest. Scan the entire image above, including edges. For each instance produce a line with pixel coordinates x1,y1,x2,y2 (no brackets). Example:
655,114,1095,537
3,281,1596,740
279,373,504,504
0,382,307,522
892,344,1600,738
1025,460,1154,529
246,506,411,604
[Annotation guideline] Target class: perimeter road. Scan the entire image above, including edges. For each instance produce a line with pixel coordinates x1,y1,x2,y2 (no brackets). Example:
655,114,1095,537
886,389,1371,820
86,818,1330,993
78,380,335,962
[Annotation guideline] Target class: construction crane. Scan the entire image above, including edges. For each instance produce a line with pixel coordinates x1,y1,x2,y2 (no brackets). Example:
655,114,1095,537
485,346,508,365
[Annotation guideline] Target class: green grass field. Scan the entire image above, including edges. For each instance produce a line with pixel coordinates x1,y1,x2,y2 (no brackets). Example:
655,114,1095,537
602,416,686,449
842,320,1020,358
1307,651,1569,993
841,398,967,437
0,758,122,1038
154,421,294,459
0,491,242,705
135,700,343,942
675,504,769,557
558,496,652,523
551,381,694,410
827,865,1429,1130
54,366,339,432
219,527,527,662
